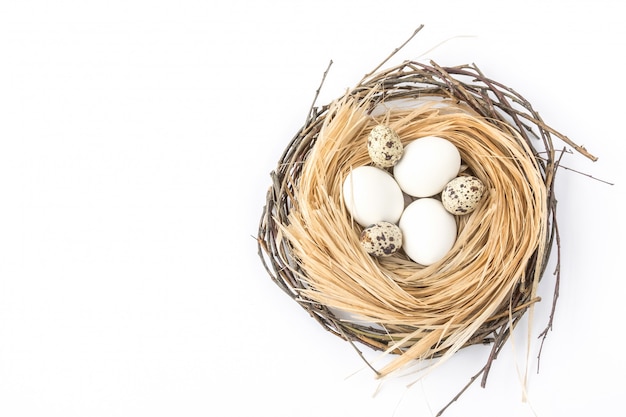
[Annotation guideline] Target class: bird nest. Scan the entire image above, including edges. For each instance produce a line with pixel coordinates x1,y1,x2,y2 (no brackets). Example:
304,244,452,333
256,27,596,413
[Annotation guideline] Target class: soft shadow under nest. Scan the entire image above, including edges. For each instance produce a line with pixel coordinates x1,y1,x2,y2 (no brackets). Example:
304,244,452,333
257,27,596,415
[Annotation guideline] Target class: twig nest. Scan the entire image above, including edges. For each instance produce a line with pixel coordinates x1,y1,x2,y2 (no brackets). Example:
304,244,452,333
442,176,486,215
367,125,403,167
359,221,403,257
257,33,596,411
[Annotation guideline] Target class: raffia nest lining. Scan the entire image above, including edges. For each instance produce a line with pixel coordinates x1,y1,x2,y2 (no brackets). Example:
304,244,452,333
281,95,548,375
258,48,595,399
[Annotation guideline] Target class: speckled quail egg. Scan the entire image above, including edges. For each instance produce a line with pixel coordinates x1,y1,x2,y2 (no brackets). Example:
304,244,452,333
441,176,485,215
367,125,403,168
359,221,403,257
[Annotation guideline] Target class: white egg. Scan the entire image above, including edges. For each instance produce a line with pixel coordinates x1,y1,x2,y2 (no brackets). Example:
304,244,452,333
393,136,461,197
342,166,404,227
399,198,457,266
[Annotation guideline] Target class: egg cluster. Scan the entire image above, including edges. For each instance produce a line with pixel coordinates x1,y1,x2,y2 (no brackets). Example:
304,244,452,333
343,125,486,266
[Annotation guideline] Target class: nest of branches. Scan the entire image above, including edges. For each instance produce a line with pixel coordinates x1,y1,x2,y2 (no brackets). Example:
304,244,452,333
257,27,595,413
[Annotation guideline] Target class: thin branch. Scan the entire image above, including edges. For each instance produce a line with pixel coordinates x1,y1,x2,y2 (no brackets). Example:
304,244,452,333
436,364,490,416
536,157,614,185
536,146,564,372
361,25,424,83
306,60,333,125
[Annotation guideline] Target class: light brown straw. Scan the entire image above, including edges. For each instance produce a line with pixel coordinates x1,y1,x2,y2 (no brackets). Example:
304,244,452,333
283,96,547,378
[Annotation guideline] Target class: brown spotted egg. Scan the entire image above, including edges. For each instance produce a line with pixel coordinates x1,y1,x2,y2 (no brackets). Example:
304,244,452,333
359,221,403,257
367,125,403,168
441,176,485,215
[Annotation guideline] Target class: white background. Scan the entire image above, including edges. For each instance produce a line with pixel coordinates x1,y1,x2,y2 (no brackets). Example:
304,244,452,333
0,1,623,416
